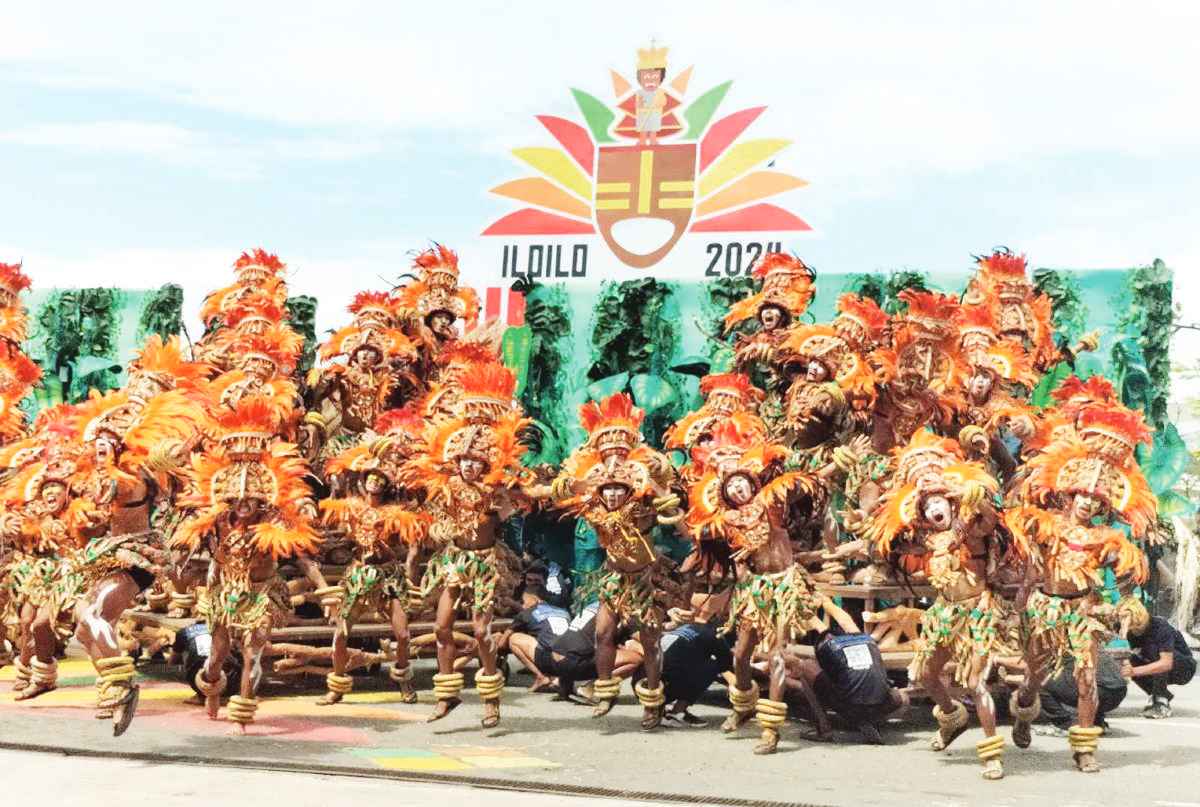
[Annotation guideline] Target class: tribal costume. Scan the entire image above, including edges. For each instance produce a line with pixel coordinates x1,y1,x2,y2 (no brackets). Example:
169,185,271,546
867,430,1008,778
872,290,964,450
174,398,320,728
724,254,816,424
1005,401,1154,773
402,364,532,727
66,376,206,737
308,307,419,446
551,393,681,727
954,341,1038,482
0,462,85,700
664,373,766,485
314,455,429,704
393,246,481,366
686,419,827,754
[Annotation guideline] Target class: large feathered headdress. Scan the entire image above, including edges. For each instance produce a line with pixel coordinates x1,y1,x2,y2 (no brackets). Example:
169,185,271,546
723,253,815,331
685,419,817,550
834,293,889,350
579,393,645,456
0,345,40,443
174,398,318,559
0,261,33,342
1021,403,1156,536
393,245,481,327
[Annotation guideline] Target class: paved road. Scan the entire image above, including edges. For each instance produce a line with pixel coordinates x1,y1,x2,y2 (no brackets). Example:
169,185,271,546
0,750,673,807
2,655,1198,806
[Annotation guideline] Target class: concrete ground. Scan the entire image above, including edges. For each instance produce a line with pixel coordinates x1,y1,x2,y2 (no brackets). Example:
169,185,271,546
2,655,1198,807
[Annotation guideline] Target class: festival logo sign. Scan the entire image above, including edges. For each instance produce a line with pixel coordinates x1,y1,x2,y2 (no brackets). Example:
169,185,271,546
483,44,811,280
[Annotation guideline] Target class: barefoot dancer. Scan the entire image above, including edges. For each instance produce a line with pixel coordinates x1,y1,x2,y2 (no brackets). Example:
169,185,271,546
315,461,428,705
1005,402,1156,774
868,431,1008,779
685,419,834,755
405,366,537,728
66,356,206,734
173,400,320,732
550,393,683,731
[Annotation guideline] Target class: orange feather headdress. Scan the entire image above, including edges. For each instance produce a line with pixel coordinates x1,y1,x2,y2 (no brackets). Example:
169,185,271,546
969,341,1040,388
685,419,817,550
317,324,417,365
1050,374,1118,420
73,387,204,477
1022,402,1156,536
723,253,815,331
782,324,878,402
230,324,303,377
0,261,33,298
349,290,401,329
0,262,33,342
834,293,889,349
174,398,318,559
199,277,289,328
233,248,287,284
697,372,764,415
393,246,481,327
899,289,959,340
127,335,210,399
579,393,645,456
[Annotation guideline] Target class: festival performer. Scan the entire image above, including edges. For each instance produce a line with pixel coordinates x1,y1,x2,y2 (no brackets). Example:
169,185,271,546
420,342,507,422
966,249,1098,376
393,246,481,364
684,419,832,755
549,393,683,729
174,399,321,731
1005,401,1155,773
0,462,82,702
778,323,878,464
664,372,766,485
196,250,291,357
871,290,963,451
634,43,668,147
402,365,534,728
0,260,35,344
304,316,418,467
830,293,890,434
314,447,429,706
207,327,303,420
953,340,1039,482
867,431,1009,779
67,382,204,734
724,253,816,397
0,264,41,664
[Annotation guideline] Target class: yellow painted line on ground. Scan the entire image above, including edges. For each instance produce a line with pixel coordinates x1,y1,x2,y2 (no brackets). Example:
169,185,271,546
595,198,630,210
595,182,631,193
657,198,694,209
658,180,694,192
371,756,473,772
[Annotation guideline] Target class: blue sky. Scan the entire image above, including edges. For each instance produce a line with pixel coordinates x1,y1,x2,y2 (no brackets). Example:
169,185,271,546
2,1,1198,361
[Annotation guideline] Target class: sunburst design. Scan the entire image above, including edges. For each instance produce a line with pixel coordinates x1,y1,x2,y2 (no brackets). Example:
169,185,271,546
483,64,810,243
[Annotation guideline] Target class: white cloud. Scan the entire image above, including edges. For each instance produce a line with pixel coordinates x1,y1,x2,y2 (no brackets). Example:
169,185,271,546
0,120,384,179
6,2,1200,184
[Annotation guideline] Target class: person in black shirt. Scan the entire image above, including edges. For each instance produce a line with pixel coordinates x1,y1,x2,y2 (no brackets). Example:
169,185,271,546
539,602,641,701
792,631,907,744
1035,653,1128,734
1120,599,1197,719
657,545,735,727
659,620,733,727
499,584,571,692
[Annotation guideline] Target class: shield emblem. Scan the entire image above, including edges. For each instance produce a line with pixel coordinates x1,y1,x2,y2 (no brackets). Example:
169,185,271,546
594,143,697,269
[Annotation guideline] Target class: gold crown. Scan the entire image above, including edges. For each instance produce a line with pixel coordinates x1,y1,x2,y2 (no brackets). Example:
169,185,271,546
637,44,668,71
